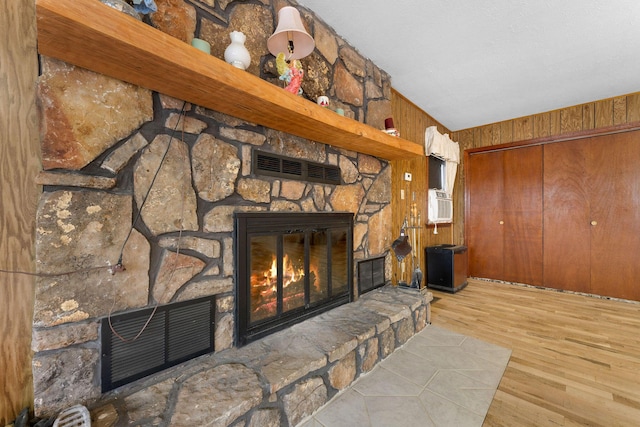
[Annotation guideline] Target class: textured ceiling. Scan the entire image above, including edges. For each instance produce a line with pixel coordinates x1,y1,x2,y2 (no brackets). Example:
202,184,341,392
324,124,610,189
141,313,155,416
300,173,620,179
296,0,640,131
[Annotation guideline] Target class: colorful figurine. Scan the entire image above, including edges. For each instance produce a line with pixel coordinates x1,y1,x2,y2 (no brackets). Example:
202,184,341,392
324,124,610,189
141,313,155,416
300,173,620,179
276,53,304,95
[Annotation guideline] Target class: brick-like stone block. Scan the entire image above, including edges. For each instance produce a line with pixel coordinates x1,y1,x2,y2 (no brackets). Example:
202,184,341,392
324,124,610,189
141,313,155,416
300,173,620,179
38,58,152,170
361,337,379,373
124,378,174,424
328,351,356,390
33,348,100,417
165,113,207,134
282,377,327,427
394,317,415,346
414,305,428,332
248,408,281,427
153,250,205,303
32,321,99,352
134,135,198,235
34,191,149,327
215,313,234,352
192,134,240,202
379,327,395,359
171,363,262,426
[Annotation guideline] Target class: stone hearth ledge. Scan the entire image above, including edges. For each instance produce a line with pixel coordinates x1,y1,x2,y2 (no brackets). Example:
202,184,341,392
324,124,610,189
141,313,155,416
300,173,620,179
91,286,432,427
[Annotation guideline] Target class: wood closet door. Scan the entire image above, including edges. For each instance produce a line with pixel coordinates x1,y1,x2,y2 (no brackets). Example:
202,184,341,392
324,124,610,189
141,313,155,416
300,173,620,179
589,131,640,300
467,150,504,279
502,146,543,286
467,146,543,285
543,140,591,293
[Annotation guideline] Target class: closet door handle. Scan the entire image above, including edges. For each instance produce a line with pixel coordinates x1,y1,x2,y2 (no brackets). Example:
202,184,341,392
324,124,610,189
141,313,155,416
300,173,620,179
591,220,598,226
499,220,504,225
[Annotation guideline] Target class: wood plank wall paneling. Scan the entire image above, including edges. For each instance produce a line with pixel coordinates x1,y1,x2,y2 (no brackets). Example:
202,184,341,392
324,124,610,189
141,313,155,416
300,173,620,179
627,93,640,123
390,90,458,285
450,91,640,254
560,105,583,134
583,102,595,130
533,112,551,138
595,98,614,128
614,96,627,125
513,116,533,141
1,0,40,423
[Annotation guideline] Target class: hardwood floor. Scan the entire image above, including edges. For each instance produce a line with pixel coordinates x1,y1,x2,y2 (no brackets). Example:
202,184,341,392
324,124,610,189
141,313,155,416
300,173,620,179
429,278,640,427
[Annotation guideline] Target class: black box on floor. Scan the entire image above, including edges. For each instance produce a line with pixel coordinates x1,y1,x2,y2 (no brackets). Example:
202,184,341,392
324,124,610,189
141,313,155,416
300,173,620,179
426,244,468,293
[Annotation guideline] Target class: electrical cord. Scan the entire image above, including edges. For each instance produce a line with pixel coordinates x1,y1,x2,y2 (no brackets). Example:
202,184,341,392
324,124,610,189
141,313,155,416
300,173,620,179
0,266,110,277
114,101,188,271
108,101,188,343
3,102,190,346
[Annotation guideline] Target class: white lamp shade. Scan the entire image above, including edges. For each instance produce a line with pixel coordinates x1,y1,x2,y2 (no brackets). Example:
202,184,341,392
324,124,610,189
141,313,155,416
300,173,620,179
267,6,315,60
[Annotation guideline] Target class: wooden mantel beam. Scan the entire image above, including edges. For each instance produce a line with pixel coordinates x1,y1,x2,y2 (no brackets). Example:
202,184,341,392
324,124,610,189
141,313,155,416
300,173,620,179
35,0,424,160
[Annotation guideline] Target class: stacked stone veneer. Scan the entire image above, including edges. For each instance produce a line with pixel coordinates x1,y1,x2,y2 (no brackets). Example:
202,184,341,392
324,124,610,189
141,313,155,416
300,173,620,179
30,0,423,423
88,286,431,426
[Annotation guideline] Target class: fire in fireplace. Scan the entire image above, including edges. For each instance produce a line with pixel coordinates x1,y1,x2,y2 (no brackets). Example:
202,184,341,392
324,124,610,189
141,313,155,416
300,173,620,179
235,212,353,346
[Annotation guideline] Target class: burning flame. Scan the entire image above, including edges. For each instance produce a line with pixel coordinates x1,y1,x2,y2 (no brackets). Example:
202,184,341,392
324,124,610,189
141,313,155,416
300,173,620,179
283,254,305,285
250,252,324,321
255,254,306,297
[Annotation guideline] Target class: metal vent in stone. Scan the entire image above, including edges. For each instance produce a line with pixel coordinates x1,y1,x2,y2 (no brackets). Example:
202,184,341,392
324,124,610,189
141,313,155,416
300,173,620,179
101,296,215,392
253,150,341,185
307,163,324,180
357,256,387,295
256,154,280,173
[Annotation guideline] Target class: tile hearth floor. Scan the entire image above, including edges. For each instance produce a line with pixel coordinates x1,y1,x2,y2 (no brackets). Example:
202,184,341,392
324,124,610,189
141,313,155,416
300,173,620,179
298,324,512,427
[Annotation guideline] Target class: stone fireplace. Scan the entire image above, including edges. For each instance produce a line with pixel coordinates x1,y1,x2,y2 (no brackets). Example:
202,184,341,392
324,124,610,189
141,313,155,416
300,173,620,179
235,212,353,346
31,0,403,418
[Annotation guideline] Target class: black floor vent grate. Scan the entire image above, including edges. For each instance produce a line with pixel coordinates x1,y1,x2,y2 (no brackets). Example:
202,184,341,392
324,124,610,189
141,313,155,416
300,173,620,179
357,255,387,295
101,296,215,392
253,150,341,185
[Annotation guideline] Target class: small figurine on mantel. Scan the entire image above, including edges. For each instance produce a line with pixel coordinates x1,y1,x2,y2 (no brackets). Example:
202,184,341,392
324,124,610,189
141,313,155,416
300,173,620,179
129,0,157,14
276,53,304,95
384,117,400,137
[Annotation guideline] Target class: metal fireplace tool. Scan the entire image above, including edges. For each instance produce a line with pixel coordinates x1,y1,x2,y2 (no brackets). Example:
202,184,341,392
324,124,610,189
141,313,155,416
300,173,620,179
391,191,423,289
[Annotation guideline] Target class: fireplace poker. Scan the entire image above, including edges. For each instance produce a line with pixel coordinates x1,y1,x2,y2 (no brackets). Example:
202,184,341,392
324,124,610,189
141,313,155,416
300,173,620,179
409,202,423,289
411,210,423,289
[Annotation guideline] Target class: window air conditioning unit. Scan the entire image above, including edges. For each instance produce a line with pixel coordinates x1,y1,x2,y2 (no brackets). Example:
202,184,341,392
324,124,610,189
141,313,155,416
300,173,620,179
427,189,453,224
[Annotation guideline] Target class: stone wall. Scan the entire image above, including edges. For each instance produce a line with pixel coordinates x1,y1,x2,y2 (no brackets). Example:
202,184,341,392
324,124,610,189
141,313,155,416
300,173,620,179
32,0,396,419
91,286,431,426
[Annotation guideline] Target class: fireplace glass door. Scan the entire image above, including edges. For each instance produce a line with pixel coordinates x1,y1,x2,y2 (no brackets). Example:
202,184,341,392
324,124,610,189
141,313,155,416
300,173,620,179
236,213,353,345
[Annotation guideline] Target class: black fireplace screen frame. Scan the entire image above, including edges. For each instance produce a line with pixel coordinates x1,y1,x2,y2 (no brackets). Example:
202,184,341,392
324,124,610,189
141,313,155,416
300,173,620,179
235,212,354,346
